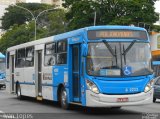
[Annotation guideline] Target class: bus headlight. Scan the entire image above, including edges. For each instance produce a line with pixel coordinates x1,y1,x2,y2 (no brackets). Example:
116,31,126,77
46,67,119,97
144,79,154,93
86,79,99,94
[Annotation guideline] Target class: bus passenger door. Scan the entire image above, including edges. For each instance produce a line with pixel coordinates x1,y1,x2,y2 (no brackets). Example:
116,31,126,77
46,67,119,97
72,45,81,102
11,55,15,93
35,50,42,99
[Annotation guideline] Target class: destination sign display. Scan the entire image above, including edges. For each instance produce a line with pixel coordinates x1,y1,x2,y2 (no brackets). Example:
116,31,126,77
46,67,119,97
88,30,148,40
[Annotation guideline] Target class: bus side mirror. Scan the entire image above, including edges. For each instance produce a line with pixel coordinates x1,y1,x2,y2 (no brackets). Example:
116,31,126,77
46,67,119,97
82,44,88,57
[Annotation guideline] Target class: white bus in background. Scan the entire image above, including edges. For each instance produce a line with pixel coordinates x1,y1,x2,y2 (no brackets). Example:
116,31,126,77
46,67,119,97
6,36,54,100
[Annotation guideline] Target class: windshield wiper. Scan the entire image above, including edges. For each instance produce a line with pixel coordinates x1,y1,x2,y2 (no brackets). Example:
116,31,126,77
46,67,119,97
102,40,118,67
103,40,116,57
123,44,126,65
122,40,136,55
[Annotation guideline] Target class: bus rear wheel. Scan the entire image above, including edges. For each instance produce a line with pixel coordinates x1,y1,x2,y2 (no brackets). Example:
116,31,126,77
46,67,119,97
60,87,69,109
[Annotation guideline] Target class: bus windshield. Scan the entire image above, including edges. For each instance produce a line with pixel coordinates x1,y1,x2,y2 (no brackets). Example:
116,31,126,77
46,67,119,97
87,42,153,77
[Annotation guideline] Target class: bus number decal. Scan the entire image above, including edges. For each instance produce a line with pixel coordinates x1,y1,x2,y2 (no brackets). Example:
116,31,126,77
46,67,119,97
129,88,138,92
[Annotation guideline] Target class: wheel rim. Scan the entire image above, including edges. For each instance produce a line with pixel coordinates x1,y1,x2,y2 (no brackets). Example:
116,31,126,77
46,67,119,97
61,89,67,106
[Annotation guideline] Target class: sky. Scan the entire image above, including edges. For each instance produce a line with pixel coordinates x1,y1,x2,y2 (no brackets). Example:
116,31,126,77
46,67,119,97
154,1,160,13
0,0,160,21
26,0,41,3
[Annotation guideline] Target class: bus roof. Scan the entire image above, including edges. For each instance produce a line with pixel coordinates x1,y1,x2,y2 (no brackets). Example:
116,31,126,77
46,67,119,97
86,25,146,31
53,25,147,40
7,25,147,51
7,36,53,51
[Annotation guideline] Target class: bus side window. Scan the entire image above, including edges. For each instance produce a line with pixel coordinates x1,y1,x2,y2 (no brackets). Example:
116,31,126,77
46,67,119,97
16,48,25,68
25,46,34,67
44,42,56,66
57,40,67,64
7,52,10,69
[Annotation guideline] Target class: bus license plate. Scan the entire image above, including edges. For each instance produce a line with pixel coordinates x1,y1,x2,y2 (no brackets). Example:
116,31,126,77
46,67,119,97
117,97,128,102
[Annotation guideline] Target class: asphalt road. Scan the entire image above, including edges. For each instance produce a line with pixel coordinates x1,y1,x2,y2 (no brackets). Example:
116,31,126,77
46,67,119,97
0,88,160,119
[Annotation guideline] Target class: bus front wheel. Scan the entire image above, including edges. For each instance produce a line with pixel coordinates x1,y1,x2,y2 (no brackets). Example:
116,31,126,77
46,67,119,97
60,87,69,109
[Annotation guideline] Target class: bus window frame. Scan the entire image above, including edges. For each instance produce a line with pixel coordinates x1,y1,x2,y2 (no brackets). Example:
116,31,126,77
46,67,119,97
15,48,25,68
25,46,34,67
44,42,56,66
56,39,68,65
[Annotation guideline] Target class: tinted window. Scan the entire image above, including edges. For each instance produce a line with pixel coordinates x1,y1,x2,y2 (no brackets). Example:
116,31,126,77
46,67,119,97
57,53,67,64
25,46,34,67
44,43,56,66
57,40,67,64
16,48,25,68
57,40,67,53
46,43,56,55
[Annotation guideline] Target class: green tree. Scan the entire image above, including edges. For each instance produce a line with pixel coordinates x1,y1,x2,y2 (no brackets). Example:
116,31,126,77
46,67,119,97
152,25,160,32
0,3,67,53
47,9,67,35
0,22,48,53
1,3,54,30
63,0,159,30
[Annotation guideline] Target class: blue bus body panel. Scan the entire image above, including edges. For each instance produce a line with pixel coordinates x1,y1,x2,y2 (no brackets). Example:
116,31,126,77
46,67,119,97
52,65,68,101
90,75,154,94
68,36,83,44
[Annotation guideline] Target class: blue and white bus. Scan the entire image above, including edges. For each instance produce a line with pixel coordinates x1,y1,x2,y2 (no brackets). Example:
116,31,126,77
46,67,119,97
0,52,6,89
6,26,154,109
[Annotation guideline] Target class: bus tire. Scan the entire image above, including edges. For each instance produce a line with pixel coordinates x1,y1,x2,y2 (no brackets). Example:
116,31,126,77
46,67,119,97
111,107,121,109
60,87,69,109
153,97,156,103
16,84,23,100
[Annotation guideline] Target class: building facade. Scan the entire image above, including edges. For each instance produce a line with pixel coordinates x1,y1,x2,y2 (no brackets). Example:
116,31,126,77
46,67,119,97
0,0,63,33
41,0,63,8
0,0,25,5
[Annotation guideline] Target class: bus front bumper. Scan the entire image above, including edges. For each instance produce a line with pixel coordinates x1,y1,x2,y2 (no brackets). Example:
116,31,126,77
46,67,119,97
86,89,153,107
